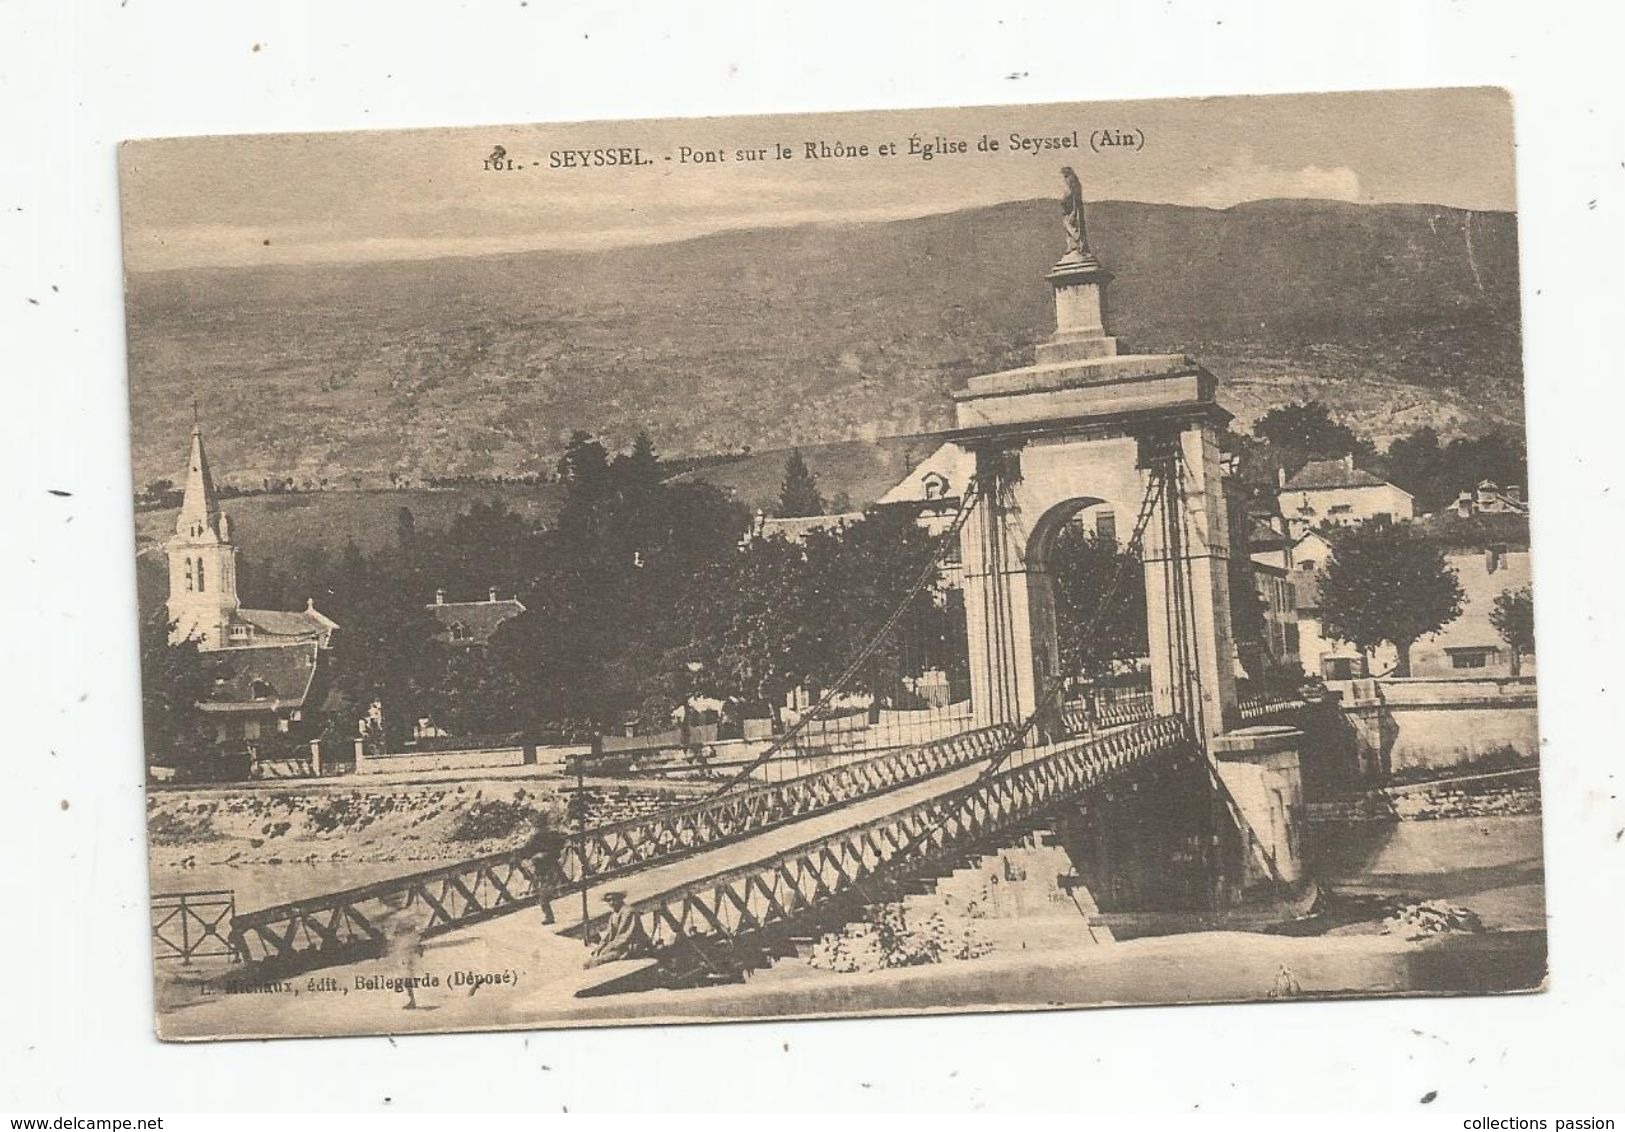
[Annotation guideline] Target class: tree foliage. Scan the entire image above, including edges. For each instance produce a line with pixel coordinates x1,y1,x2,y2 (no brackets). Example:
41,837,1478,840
1489,586,1536,676
1253,401,1365,461
317,539,447,748
1384,427,1529,514
684,507,952,714
1318,524,1465,676
1048,526,1147,680
776,448,825,518
138,611,229,779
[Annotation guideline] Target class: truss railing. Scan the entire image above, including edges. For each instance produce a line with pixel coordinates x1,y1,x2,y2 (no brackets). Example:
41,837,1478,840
151,889,239,964
1059,689,1155,736
583,715,1189,963
558,721,1018,882
228,720,1019,971
1237,693,1307,722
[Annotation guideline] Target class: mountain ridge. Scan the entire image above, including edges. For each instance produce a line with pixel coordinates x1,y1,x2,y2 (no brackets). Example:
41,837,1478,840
125,197,1524,489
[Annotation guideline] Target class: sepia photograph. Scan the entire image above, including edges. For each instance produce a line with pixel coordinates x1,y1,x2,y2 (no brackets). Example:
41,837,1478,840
117,88,1549,1042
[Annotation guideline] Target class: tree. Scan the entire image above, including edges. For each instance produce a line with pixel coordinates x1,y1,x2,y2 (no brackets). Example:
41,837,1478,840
1253,401,1361,460
800,507,944,700
1384,426,1530,514
431,642,528,736
776,449,825,518
683,507,955,717
1489,586,1536,676
442,499,537,598
1317,524,1465,677
1048,526,1147,680
683,534,823,708
614,430,662,496
138,610,226,779
466,448,748,738
317,540,445,748
1383,426,1443,505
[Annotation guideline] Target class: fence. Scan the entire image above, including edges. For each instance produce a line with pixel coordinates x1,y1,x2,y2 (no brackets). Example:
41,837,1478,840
151,889,239,964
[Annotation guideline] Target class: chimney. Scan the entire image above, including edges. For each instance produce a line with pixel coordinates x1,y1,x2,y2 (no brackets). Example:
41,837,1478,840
489,586,498,603
435,589,445,605
1276,466,1287,489
1343,453,1354,475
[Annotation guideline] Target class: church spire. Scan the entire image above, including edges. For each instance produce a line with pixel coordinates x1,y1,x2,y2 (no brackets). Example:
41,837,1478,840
175,414,222,541
166,417,240,647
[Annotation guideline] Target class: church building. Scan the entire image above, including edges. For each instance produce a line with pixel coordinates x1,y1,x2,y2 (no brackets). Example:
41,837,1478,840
165,421,339,754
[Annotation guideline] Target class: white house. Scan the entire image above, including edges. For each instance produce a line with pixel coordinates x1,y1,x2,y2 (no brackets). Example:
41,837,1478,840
1278,455,1414,537
1410,546,1533,678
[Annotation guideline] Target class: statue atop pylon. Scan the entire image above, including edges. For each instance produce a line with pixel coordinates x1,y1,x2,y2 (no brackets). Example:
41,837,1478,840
1059,165,1090,260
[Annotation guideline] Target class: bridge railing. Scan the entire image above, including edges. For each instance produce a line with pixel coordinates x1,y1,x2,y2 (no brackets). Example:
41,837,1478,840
558,721,1019,882
586,715,1190,962
228,720,1020,972
1237,693,1307,721
151,889,239,964
1060,690,1155,736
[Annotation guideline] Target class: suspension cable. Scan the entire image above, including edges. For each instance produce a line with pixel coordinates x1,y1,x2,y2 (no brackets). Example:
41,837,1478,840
971,461,1168,783
705,481,984,798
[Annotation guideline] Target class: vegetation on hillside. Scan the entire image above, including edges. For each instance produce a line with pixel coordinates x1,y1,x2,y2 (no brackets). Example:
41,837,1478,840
126,198,1524,488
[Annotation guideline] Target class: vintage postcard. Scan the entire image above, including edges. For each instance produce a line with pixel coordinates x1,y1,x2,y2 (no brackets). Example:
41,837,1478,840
123,88,1543,1041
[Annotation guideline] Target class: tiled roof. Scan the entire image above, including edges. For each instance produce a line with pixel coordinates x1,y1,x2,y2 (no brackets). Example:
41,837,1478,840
235,606,334,641
1248,517,1289,548
1282,458,1393,491
749,512,864,544
198,642,320,712
427,598,526,645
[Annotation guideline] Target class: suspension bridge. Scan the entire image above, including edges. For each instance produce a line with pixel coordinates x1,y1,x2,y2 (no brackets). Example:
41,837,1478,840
183,198,1315,991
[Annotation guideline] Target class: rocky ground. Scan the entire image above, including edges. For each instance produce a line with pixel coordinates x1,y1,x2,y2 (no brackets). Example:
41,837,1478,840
146,776,704,870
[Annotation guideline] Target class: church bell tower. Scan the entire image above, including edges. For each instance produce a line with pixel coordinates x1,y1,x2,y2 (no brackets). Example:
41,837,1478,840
165,419,240,648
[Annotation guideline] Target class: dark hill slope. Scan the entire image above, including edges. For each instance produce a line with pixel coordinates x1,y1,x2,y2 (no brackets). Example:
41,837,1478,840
125,198,1522,487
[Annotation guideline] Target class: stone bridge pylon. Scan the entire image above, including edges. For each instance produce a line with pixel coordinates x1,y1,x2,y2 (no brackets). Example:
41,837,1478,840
951,243,1239,740
947,212,1310,907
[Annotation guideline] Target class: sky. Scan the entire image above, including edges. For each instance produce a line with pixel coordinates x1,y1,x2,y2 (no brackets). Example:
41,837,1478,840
119,87,1515,271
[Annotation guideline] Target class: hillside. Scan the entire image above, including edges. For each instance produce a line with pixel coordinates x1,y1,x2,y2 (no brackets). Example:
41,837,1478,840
124,198,1524,488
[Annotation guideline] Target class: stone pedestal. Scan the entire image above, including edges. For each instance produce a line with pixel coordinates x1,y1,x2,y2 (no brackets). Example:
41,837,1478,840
1209,726,1307,890
1039,255,1118,362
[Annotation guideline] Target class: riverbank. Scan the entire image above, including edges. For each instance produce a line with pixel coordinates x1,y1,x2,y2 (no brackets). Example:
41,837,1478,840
147,774,709,912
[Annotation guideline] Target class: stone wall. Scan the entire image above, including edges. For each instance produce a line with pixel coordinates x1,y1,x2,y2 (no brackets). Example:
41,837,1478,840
355,742,591,776
1341,676,1538,776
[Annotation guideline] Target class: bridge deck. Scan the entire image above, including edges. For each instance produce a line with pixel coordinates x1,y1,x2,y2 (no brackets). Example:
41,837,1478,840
224,707,1181,979
557,751,1013,931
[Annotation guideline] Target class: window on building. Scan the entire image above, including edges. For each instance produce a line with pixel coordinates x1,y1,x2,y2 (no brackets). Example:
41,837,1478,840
1298,559,1316,571
1372,512,1392,525
1285,623,1300,652
449,621,471,642
184,557,194,591
250,679,276,699
1322,657,1357,681
1328,504,1353,515
1094,510,1117,546
1449,648,1498,670
197,559,206,592
229,624,251,642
